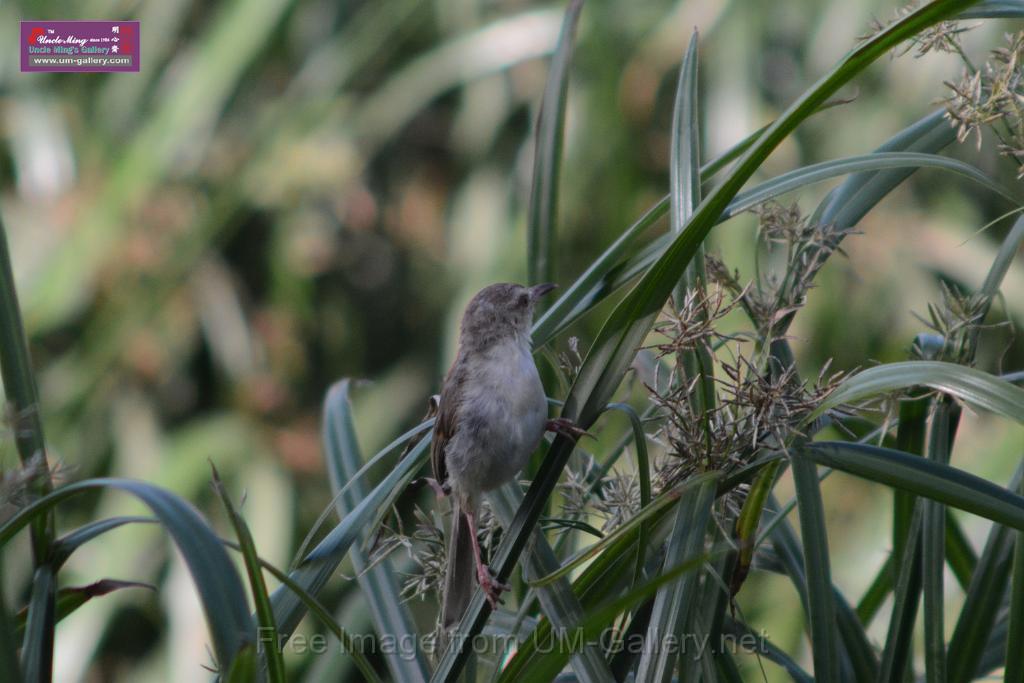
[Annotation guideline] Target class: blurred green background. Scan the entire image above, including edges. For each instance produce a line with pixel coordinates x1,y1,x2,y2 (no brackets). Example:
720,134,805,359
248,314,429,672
1,0,1022,680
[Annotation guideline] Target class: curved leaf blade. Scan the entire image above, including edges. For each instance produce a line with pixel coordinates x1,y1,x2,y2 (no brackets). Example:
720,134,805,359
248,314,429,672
0,479,255,670
814,361,1024,423
320,381,432,683
527,0,583,291
803,443,1024,531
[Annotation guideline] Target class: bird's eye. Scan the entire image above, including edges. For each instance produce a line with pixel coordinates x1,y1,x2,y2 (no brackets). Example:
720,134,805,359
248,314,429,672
518,293,529,307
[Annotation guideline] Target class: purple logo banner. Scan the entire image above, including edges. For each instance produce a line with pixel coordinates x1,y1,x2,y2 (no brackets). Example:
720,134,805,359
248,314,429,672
21,21,139,73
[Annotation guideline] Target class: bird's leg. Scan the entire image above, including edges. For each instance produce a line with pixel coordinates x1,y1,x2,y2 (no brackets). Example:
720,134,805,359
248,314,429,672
406,477,450,500
464,509,509,608
545,417,590,441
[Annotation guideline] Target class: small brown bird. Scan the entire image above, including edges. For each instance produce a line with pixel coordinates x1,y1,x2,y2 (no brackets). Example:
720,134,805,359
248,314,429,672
432,282,582,631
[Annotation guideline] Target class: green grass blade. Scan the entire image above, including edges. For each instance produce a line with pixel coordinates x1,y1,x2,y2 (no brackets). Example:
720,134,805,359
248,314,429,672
728,152,1015,216
0,216,53,565
500,495,681,679
320,381,432,683
819,109,955,228
530,472,718,587
803,443,1024,531
503,547,721,682
15,580,154,641
531,195,667,348
51,516,156,569
532,125,938,349
812,361,1024,424
855,554,892,625
488,484,615,683
221,537,383,683
947,462,1024,682
292,417,433,569
762,494,811,614
602,403,652,590
538,148,1007,349
760,492,878,680
0,562,21,683
923,403,958,683
527,0,582,292
211,465,286,683
668,30,717,431
979,215,1024,300
634,473,718,683
791,455,842,682
893,388,930,577
961,0,1024,18
722,616,813,683
879,505,924,681
0,479,255,671
733,460,781,595
19,566,53,683
670,29,702,307
1007,472,1024,683
945,511,977,588
224,646,257,683
269,396,431,642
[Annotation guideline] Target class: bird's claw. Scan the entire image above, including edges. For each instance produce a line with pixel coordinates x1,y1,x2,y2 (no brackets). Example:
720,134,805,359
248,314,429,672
545,417,591,441
477,564,510,608
407,477,450,500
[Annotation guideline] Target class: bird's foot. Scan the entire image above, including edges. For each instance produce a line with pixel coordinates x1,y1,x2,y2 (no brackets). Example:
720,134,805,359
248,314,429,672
545,417,591,441
407,477,450,500
476,564,510,609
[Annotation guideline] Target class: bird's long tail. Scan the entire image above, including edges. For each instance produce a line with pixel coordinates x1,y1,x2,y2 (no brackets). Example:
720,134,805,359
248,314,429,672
440,500,475,642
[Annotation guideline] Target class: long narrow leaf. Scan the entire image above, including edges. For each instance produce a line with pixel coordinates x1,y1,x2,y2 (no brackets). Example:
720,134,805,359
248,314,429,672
505,547,721,682
530,472,718,587
51,516,156,569
879,505,924,681
1007,471,1024,682
211,465,286,683
15,580,154,641
527,0,583,291
602,403,652,590
320,381,433,683
947,462,1024,682
221,537,384,683
0,214,53,566
923,403,957,683
535,150,1003,348
269,395,431,642
670,29,703,308
19,566,53,683
813,361,1024,424
0,562,20,683
634,473,718,683
488,484,615,683
792,455,841,682
0,479,255,670
803,442,1024,531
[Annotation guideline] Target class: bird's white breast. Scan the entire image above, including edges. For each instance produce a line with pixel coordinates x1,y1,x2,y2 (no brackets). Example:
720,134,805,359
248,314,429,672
446,336,548,500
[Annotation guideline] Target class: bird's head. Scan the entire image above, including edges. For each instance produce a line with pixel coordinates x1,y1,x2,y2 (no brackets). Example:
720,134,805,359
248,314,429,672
458,282,556,350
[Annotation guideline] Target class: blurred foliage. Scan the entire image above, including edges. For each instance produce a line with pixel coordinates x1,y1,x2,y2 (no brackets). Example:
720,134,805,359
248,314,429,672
0,0,1022,680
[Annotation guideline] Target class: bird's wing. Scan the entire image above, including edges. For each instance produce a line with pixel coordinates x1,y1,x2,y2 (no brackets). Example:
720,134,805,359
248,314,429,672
431,358,463,485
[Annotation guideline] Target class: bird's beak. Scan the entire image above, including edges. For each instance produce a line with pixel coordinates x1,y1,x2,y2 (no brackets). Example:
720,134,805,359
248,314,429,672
529,283,557,300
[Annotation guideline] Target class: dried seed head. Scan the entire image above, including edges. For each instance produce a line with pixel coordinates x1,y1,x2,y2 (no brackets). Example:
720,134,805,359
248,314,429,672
592,471,641,533
648,287,742,359
943,32,1024,176
862,3,975,59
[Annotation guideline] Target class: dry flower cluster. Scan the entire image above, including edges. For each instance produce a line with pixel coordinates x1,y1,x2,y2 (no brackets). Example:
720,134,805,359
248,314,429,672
944,31,1024,178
